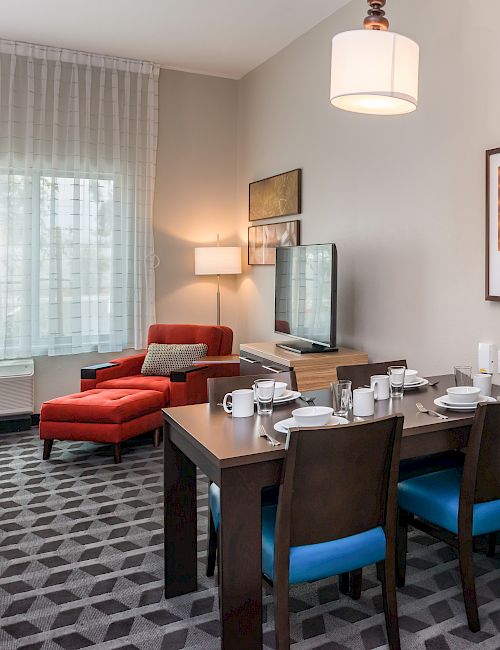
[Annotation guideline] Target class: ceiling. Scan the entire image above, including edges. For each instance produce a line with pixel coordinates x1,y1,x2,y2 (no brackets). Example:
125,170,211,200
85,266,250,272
0,0,351,79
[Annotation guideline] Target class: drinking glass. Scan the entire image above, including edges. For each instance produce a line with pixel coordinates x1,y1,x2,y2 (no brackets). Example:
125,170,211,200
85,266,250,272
254,379,275,415
454,365,472,387
331,380,352,417
388,366,406,398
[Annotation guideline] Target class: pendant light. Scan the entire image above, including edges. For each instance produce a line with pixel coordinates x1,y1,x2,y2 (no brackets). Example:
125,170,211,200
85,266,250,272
330,0,419,116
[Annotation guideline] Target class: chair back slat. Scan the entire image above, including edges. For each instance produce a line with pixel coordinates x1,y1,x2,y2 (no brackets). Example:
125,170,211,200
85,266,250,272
207,372,297,405
279,415,403,547
337,360,407,389
465,402,500,504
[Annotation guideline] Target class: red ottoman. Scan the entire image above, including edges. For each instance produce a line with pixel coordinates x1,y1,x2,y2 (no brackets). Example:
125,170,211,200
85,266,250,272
40,388,164,463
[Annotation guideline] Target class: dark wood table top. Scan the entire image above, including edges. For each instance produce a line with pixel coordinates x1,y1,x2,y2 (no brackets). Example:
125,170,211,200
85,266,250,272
162,375,499,469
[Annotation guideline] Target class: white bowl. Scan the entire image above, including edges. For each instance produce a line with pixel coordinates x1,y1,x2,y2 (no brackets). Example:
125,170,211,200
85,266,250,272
405,369,419,384
274,382,288,398
291,406,334,427
446,386,481,404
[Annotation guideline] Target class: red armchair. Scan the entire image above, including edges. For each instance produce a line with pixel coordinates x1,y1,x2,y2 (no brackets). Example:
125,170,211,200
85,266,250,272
81,324,238,407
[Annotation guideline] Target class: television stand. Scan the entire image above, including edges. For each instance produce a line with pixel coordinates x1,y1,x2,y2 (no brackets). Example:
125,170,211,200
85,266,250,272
239,341,368,391
277,342,338,354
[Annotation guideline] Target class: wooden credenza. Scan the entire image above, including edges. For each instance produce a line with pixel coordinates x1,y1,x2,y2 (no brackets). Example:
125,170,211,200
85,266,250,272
239,341,368,391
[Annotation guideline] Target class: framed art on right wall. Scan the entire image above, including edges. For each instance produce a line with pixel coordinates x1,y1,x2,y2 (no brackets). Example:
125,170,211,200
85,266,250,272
486,148,500,300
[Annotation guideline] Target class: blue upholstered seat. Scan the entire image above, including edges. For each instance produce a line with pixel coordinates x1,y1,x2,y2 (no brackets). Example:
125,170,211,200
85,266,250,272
261,505,386,584
209,483,386,585
209,483,221,529
209,482,279,531
398,468,500,536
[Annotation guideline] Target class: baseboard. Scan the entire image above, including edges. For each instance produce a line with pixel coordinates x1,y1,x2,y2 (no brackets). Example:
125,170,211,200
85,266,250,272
0,413,39,434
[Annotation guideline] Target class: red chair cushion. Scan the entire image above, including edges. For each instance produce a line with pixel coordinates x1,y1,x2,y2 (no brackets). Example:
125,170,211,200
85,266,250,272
96,375,171,403
40,389,163,424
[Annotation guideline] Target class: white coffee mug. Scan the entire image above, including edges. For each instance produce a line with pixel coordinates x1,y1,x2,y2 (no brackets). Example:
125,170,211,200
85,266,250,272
353,387,375,417
223,389,254,418
473,373,492,397
370,374,390,401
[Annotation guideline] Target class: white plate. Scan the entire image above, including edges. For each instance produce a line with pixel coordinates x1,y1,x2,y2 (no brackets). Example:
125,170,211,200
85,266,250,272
434,395,496,411
274,415,349,434
258,389,301,404
404,378,429,389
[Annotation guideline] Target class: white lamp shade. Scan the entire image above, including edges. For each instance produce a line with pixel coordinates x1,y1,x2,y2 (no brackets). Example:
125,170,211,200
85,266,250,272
194,246,242,276
330,30,419,116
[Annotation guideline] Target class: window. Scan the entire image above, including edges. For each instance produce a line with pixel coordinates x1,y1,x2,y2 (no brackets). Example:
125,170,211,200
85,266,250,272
0,40,159,360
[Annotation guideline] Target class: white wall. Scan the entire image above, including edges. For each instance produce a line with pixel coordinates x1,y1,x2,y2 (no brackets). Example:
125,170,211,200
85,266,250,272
33,69,239,410
30,0,500,407
153,69,239,331
236,0,500,376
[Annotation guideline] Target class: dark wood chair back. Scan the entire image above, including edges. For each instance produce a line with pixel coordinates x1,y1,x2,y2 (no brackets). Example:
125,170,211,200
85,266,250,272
461,402,500,507
275,415,404,550
207,371,298,405
336,360,407,389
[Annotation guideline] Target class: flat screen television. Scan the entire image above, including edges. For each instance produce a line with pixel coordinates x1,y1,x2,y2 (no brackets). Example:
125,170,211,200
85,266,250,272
274,243,337,354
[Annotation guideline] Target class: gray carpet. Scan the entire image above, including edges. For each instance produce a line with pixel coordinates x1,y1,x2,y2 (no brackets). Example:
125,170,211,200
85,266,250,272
1,429,500,649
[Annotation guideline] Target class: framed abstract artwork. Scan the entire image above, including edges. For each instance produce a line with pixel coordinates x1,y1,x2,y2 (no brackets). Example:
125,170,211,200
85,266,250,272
486,148,500,300
249,169,301,221
248,220,300,265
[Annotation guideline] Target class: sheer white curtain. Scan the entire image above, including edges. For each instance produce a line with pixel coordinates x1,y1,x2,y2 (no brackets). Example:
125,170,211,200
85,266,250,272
0,39,158,359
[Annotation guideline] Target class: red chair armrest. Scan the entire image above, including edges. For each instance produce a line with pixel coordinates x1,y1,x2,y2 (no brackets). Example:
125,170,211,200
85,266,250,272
170,365,209,382
169,366,211,406
80,353,146,390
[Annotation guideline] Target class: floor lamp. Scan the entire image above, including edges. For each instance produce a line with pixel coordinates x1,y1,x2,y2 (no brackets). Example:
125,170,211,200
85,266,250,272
194,242,242,326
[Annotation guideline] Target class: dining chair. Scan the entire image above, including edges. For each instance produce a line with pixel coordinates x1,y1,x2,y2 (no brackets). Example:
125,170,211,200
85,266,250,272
205,371,297,577
210,414,404,649
336,359,407,388
397,401,500,632
335,359,463,598
207,371,298,405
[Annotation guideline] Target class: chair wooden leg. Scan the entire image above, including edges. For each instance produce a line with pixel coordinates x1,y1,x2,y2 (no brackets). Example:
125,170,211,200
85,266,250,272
396,507,409,587
351,568,362,600
274,573,290,650
206,511,217,577
42,439,53,460
378,560,401,650
153,427,161,448
458,536,480,632
487,532,497,558
339,572,350,595
113,443,122,464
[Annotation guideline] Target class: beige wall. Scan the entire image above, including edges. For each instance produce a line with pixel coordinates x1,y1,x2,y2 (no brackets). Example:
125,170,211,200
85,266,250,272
33,69,239,410
236,0,500,376
154,69,239,331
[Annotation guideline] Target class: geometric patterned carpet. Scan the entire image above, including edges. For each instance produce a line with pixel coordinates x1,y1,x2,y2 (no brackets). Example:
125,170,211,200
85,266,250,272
1,429,500,650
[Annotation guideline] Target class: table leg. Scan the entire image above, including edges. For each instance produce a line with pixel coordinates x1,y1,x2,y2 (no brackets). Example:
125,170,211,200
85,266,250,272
219,465,264,650
164,422,197,597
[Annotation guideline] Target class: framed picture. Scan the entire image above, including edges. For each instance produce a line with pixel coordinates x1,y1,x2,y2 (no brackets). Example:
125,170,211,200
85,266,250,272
248,220,300,265
249,169,301,221
486,148,500,300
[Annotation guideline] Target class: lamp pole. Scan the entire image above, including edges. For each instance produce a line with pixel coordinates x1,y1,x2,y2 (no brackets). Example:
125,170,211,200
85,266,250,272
216,234,221,325
216,273,221,326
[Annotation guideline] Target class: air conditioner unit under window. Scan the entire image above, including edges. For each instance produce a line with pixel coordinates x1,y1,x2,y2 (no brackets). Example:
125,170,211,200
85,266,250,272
0,359,34,417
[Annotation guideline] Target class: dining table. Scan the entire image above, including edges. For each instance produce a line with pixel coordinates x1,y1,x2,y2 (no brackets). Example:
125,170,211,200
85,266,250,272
162,374,499,650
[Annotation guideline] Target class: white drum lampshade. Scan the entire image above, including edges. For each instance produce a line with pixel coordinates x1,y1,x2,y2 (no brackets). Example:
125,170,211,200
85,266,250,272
194,245,241,325
194,247,242,276
330,29,419,116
